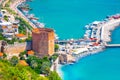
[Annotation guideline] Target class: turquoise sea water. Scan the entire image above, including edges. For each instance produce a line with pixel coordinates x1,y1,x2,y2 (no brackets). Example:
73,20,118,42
61,27,120,80
27,0,120,80
27,0,120,39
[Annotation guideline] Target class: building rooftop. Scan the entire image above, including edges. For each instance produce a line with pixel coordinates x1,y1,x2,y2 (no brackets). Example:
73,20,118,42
19,60,28,66
0,22,12,26
15,34,25,37
2,26,7,29
32,28,54,34
0,52,3,57
92,42,99,46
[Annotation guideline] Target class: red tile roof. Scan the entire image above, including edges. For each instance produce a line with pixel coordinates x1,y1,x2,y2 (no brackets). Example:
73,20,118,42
19,60,28,66
27,50,34,55
2,26,7,29
16,34,25,37
0,52,3,57
93,43,99,46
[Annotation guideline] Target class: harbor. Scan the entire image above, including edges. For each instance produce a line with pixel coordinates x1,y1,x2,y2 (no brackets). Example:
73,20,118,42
1,0,120,80
6,0,120,80
11,0,120,64
56,14,120,64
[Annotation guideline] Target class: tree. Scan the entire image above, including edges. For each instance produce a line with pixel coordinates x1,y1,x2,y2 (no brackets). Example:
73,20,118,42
43,56,50,62
48,71,62,80
10,56,19,66
50,54,58,62
55,44,59,52
19,51,27,60
0,60,48,80
3,53,7,59
0,33,4,40
4,15,9,21
41,62,51,75
26,56,42,74
30,60,38,69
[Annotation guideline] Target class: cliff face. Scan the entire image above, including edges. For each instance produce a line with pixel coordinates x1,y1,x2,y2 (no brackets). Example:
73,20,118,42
59,54,75,64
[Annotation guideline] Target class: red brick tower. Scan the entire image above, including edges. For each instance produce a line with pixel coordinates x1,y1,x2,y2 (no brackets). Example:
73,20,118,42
32,28,55,57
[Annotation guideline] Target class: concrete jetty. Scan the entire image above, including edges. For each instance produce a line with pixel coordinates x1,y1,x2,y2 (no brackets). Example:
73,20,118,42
106,44,120,48
101,18,120,42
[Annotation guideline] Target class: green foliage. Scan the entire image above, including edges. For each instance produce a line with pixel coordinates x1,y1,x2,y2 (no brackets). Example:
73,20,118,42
4,15,9,21
4,7,17,15
26,36,32,42
55,44,59,52
50,54,59,62
10,56,19,66
19,51,27,60
6,38,18,44
26,56,42,74
0,33,4,40
18,24,26,35
2,0,16,15
15,17,33,35
48,71,62,80
15,17,33,31
0,60,48,80
0,33,19,44
20,51,27,55
26,56,51,74
3,53,7,59
18,39,26,43
41,62,51,75
5,0,10,7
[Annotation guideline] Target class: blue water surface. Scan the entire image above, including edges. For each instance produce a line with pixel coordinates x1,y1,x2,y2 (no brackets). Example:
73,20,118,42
27,0,120,80
27,0,120,39
61,27,120,80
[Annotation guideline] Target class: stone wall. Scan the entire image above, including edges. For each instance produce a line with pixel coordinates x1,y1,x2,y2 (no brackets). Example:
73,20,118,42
0,41,32,55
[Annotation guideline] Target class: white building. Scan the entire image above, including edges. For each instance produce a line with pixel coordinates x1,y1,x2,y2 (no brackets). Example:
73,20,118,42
0,23,19,40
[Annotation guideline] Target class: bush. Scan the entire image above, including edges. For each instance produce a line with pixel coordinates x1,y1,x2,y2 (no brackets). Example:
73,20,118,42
0,60,48,80
4,15,9,21
50,54,59,62
48,71,62,80
26,56,51,74
55,44,59,52
15,17,33,31
10,56,19,66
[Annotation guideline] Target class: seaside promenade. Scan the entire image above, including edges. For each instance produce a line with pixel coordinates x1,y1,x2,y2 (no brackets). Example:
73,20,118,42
10,0,37,29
